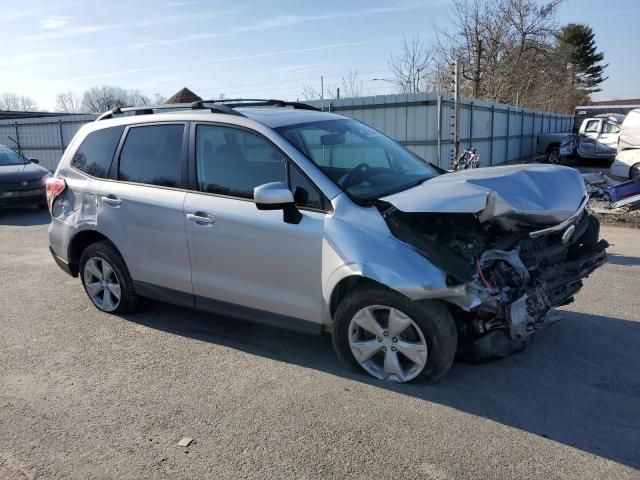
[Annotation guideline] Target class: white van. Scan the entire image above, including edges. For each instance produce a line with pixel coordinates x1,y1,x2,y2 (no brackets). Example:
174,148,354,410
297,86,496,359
618,109,640,152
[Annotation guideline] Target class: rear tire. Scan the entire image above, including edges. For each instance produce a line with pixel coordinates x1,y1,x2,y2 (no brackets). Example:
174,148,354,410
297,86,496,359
332,284,457,383
79,241,141,314
546,146,561,164
631,163,640,180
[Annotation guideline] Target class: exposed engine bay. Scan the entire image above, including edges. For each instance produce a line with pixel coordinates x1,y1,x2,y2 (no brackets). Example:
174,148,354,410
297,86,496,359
381,205,608,361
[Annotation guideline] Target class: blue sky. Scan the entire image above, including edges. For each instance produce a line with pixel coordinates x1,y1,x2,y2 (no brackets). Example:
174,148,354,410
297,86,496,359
1,0,638,110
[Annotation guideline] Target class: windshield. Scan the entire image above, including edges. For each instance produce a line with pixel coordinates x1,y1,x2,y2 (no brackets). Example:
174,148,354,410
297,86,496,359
0,147,27,166
275,119,440,200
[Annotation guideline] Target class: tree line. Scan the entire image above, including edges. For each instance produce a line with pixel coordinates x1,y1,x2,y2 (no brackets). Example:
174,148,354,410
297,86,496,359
0,87,167,114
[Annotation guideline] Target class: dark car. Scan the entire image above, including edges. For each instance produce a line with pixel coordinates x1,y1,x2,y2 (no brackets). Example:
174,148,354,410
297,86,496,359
0,145,50,209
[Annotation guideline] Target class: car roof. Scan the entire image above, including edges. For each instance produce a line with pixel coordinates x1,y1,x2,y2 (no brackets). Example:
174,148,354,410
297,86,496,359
238,108,344,128
90,103,346,131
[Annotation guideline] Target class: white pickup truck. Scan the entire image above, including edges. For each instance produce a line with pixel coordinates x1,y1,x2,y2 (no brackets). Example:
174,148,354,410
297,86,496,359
537,114,623,163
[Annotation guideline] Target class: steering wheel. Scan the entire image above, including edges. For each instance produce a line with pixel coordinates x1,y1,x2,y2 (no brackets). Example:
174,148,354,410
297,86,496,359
342,163,371,189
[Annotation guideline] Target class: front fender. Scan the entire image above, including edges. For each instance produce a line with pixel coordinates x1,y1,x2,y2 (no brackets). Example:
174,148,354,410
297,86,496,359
320,194,456,324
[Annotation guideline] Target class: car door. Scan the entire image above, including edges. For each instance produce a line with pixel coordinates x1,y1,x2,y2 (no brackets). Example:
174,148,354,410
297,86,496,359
578,119,601,157
183,123,327,331
97,122,193,306
596,120,620,157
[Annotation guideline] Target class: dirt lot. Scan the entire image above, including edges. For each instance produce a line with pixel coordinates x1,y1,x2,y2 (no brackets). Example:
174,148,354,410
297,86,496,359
1,208,639,480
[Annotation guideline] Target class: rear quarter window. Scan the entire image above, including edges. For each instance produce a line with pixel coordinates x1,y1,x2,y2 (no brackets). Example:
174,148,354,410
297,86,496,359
71,126,124,178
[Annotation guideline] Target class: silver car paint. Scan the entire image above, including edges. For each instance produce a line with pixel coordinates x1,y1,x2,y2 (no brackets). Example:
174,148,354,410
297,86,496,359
184,191,326,323
96,181,192,293
381,164,586,228
49,109,589,331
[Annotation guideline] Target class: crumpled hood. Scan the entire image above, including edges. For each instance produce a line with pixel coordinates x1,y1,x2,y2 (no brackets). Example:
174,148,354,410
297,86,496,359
0,162,50,184
381,164,586,227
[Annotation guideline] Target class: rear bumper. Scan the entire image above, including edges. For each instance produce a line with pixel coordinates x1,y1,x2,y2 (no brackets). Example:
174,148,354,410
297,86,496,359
49,246,75,277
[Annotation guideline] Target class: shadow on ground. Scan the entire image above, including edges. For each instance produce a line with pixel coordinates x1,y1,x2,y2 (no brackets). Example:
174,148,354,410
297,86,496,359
124,303,640,469
607,253,640,266
0,208,51,226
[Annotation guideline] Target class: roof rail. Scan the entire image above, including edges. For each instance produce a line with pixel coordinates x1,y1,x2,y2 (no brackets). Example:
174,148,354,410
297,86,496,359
95,98,321,121
192,98,321,111
95,102,246,121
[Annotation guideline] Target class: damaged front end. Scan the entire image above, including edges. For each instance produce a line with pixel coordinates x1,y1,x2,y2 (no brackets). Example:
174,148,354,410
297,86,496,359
382,204,608,362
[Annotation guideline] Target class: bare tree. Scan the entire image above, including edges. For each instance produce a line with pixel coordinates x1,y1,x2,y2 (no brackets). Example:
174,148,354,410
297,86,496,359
81,86,152,113
55,92,83,113
301,71,363,101
431,0,577,111
151,93,168,104
0,93,39,111
301,84,321,101
340,69,363,98
389,35,433,93
433,0,501,97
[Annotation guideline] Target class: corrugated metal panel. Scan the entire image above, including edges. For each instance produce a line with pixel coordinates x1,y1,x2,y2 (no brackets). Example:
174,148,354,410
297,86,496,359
0,114,96,171
310,93,572,167
0,95,572,172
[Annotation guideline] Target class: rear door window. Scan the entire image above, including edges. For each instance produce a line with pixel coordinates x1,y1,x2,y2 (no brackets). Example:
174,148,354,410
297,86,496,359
118,124,184,187
71,126,124,178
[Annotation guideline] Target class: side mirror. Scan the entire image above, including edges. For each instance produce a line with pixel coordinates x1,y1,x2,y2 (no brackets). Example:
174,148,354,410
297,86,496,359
29,158,40,164
254,182,302,224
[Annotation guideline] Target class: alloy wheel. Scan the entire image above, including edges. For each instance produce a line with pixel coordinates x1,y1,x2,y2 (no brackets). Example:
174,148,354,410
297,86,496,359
83,257,121,312
348,305,428,382
547,149,561,164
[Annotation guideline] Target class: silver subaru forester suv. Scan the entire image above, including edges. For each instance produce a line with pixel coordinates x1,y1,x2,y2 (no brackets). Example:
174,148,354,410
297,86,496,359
47,99,607,383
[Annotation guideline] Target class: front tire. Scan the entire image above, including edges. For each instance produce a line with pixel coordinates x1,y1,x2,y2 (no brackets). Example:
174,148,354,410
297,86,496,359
630,163,640,180
79,241,141,314
332,285,457,383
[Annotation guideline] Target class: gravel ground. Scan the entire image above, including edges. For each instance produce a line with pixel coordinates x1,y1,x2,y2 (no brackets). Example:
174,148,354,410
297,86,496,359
1,208,639,480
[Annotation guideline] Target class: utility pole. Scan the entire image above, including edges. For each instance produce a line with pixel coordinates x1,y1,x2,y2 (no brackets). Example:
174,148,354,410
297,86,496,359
451,58,461,167
321,75,325,111
473,39,482,97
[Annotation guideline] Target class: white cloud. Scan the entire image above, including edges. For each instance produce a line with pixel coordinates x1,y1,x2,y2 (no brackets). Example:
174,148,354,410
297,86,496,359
39,15,72,30
118,3,432,50
60,37,403,82
20,10,243,41
0,52,65,68
276,63,333,74
166,0,200,6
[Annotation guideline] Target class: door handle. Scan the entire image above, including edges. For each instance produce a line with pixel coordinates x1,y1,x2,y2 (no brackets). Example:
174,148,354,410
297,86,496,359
186,212,215,225
101,195,122,207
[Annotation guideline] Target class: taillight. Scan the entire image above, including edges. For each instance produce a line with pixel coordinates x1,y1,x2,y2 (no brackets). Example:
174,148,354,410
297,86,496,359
45,177,66,213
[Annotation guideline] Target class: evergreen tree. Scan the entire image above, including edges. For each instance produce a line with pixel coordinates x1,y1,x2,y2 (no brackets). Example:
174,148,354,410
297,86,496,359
558,23,608,93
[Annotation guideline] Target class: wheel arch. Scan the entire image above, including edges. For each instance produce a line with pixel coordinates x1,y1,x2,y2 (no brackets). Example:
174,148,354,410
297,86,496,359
546,142,560,153
67,230,121,276
329,276,388,318
327,273,460,321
